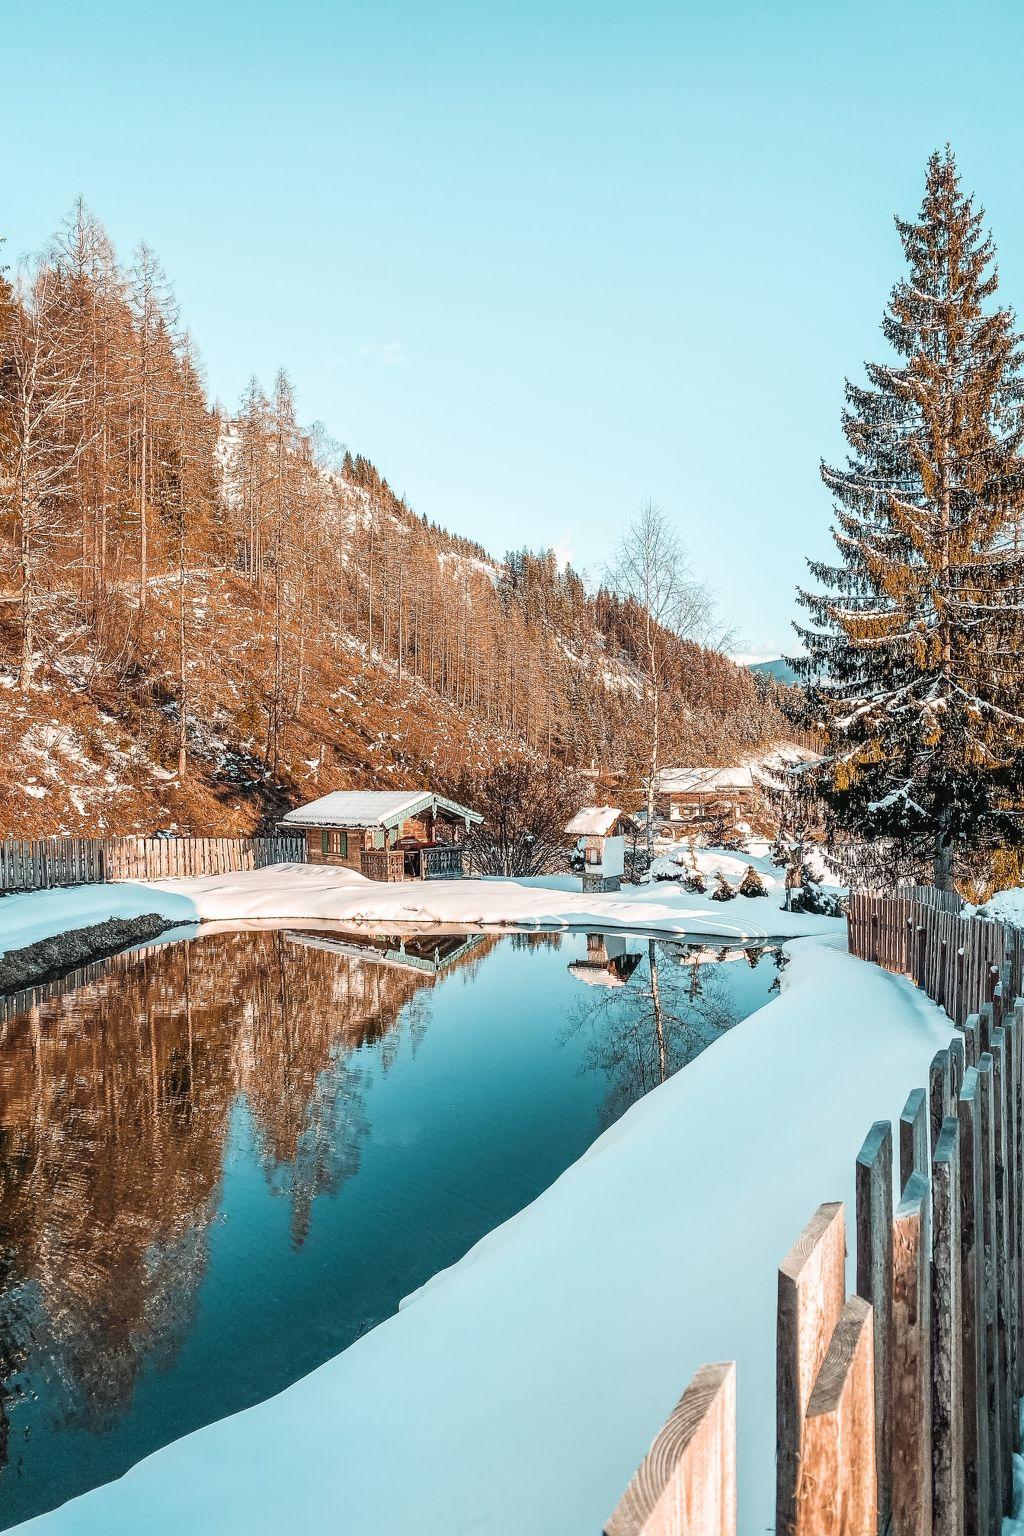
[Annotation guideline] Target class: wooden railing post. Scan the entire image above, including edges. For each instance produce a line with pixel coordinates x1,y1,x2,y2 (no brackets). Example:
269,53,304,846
776,1203,847,1536
604,1362,736,1536
957,1066,989,1536
796,1296,876,1536
855,1122,892,1535
891,1171,932,1536
931,1116,962,1536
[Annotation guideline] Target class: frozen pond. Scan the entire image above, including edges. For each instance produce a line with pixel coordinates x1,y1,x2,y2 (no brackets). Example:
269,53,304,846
0,924,783,1528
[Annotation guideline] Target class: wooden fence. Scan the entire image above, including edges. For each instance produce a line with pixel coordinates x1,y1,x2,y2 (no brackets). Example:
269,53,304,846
604,899,1024,1534
0,835,307,893
847,889,1019,1028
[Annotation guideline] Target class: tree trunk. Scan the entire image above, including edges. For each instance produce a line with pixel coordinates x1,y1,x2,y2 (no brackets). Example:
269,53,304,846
649,939,667,1085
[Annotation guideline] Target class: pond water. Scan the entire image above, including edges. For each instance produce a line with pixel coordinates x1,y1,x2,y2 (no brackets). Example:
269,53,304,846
0,925,784,1529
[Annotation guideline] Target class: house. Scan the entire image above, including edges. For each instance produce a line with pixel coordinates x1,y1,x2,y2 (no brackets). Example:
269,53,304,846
567,933,642,987
279,790,482,882
655,766,758,826
565,805,631,893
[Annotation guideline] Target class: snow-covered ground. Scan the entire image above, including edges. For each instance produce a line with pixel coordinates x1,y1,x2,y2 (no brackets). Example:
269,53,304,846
13,934,954,1536
0,849,842,962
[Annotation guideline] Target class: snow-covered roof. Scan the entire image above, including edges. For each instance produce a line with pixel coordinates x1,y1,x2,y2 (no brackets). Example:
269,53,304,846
567,961,629,988
565,805,624,837
281,790,482,830
657,766,756,794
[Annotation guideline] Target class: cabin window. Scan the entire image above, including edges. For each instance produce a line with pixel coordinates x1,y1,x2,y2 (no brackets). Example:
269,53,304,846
322,830,348,856
321,830,329,856
586,846,601,865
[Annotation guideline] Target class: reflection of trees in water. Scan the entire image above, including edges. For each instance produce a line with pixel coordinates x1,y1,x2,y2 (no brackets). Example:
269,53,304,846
0,928,494,1465
563,936,782,1129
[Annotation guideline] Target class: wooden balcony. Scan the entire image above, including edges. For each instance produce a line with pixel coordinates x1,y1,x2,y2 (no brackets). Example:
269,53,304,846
359,844,466,882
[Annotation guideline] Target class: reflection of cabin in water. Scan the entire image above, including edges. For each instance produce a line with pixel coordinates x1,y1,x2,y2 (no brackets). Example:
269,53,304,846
567,933,642,987
285,929,488,977
565,806,631,893
279,790,482,882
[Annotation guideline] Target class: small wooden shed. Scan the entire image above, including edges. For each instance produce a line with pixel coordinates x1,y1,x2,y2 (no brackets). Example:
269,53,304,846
279,790,481,882
565,806,630,893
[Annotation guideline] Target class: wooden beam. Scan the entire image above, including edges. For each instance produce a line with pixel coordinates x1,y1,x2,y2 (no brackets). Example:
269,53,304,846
604,1362,736,1536
891,1171,932,1536
795,1295,876,1536
855,1121,892,1535
776,1203,847,1536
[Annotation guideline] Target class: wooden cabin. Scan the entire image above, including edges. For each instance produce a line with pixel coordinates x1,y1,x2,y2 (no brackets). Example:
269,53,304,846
279,790,482,882
655,766,758,827
565,806,630,893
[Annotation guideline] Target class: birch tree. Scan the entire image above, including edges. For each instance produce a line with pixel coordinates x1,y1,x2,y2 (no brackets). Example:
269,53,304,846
609,501,716,856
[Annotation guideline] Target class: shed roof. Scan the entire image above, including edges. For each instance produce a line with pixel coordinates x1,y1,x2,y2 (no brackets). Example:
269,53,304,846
280,790,481,831
565,805,624,837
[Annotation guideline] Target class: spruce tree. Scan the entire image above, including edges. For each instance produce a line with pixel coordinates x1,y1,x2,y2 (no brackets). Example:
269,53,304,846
796,148,1024,889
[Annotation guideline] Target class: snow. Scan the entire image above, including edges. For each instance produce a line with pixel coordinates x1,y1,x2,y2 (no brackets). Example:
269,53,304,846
657,764,756,793
12,935,955,1536
565,805,623,836
971,887,1024,928
0,851,843,965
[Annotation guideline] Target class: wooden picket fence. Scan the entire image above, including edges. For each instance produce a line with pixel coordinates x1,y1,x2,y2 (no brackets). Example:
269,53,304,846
847,888,1017,1028
604,897,1024,1535
0,835,307,893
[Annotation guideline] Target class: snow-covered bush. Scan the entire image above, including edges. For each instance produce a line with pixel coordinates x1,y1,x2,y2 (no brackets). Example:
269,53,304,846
683,868,707,894
710,871,736,902
787,879,844,917
738,864,768,898
769,833,789,867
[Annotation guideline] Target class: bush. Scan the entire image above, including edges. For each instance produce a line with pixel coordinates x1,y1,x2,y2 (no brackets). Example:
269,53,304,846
710,870,736,902
787,880,844,917
683,868,707,894
738,864,768,898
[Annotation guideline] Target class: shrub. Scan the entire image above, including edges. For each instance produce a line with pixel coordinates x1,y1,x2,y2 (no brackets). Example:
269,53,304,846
738,864,768,898
710,870,736,902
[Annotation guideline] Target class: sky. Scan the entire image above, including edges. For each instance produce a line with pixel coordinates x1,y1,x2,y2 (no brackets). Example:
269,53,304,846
5,0,1024,659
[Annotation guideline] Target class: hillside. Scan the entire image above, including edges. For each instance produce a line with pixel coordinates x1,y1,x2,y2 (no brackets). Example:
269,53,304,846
0,204,789,837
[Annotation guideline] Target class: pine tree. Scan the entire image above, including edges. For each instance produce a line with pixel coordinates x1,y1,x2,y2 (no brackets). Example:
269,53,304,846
796,148,1024,889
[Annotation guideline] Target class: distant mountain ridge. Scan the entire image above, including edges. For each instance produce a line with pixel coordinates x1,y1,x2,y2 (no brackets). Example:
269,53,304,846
748,658,800,686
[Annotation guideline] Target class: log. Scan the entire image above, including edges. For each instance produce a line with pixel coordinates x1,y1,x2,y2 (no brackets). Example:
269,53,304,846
795,1295,876,1536
855,1121,892,1535
891,1171,932,1536
777,1203,847,1536
604,1362,736,1536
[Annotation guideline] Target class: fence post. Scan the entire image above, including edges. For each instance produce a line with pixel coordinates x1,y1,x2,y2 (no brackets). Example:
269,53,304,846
931,1116,963,1536
990,1027,1014,1514
977,1053,1004,1520
603,1362,737,1536
855,1122,892,1535
776,1203,847,1536
891,1170,932,1536
900,1087,929,1192
795,1295,876,1536
957,1066,989,1536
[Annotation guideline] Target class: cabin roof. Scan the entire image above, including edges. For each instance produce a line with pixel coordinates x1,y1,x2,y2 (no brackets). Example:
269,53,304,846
280,789,482,831
657,766,756,794
565,805,624,837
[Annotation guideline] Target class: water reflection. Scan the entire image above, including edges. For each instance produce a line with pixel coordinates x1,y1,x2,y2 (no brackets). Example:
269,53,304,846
564,934,783,1128
0,924,778,1528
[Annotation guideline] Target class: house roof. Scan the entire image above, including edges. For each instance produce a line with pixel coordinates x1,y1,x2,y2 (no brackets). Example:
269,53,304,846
280,789,482,831
656,766,756,794
565,805,624,837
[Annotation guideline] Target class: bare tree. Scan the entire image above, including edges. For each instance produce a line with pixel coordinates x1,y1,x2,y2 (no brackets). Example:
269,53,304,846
608,501,717,855
1,263,89,690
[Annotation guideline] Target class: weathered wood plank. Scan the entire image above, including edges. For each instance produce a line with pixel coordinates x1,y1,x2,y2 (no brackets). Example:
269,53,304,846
604,1362,736,1536
931,1116,963,1536
776,1202,847,1536
900,1088,929,1192
958,1066,989,1536
892,1171,932,1536
855,1121,892,1536
795,1294,876,1536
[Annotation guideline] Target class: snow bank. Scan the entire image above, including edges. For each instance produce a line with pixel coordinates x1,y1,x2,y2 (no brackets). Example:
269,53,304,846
972,887,1024,928
0,862,842,962
14,936,955,1536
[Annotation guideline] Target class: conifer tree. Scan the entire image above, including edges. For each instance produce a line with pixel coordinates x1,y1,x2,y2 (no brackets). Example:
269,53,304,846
796,148,1024,889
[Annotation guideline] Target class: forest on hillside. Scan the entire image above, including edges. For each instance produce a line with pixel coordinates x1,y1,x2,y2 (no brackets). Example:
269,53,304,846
0,202,787,837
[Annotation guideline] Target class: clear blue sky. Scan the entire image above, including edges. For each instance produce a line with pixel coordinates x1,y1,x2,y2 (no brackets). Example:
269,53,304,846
5,0,1024,658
